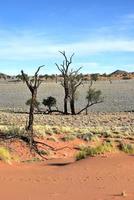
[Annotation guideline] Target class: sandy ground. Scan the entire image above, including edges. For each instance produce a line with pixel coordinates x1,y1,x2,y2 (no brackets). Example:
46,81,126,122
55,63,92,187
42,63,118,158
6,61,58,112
0,153,134,200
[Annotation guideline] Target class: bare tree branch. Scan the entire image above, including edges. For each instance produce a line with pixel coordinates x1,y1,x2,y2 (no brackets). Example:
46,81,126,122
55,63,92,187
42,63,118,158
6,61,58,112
34,65,44,88
77,100,103,115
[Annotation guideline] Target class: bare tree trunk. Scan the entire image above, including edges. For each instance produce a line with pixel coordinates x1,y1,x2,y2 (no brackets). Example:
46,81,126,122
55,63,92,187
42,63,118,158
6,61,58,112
56,51,75,115
21,66,44,149
64,80,69,114
27,90,37,147
70,98,75,115
64,97,68,114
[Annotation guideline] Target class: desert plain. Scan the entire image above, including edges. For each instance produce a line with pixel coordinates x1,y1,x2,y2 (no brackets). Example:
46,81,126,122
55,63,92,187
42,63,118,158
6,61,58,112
0,80,134,200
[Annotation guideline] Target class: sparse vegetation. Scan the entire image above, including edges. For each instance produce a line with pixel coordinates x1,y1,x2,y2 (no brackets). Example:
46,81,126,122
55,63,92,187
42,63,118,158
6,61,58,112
26,98,40,111
0,147,12,164
119,143,134,154
5,126,25,137
61,134,76,141
0,53,133,163
42,96,57,112
77,86,103,114
76,142,115,160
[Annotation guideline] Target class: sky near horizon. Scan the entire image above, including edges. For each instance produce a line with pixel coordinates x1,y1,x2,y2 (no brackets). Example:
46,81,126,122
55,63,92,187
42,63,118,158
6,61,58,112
0,0,134,75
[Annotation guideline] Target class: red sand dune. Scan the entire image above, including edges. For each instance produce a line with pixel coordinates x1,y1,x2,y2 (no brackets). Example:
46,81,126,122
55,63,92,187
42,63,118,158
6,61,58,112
0,153,134,200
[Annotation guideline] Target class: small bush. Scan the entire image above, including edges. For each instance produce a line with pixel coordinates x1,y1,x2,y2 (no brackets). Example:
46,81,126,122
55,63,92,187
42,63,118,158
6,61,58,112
60,126,75,134
39,150,50,156
26,98,40,109
47,136,58,142
119,143,134,154
86,88,102,103
76,132,99,142
76,150,87,160
80,132,93,141
76,142,115,160
42,96,56,111
0,147,12,164
102,131,113,138
5,126,24,136
62,134,76,141
52,126,61,134
37,125,54,136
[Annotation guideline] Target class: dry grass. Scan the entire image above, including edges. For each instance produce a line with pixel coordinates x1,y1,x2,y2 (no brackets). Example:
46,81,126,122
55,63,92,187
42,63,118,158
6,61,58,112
76,141,115,160
0,111,133,162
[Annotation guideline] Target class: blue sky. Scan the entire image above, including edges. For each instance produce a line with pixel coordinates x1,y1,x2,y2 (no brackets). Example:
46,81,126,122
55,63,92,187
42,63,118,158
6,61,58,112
0,0,134,75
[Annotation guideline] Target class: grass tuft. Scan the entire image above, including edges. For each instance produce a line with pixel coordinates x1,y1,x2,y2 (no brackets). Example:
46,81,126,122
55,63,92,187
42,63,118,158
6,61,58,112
61,134,76,141
76,142,115,160
0,147,12,164
119,143,134,154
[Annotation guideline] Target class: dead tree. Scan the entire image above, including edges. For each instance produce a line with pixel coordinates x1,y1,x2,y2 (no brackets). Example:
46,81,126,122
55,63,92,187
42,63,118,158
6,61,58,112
21,66,44,147
56,51,74,114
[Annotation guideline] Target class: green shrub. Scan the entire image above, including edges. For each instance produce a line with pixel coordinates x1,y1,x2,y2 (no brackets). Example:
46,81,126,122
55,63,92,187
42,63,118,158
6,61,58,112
119,143,134,154
81,132,93,141
86,88,102,103
76,150,87,160
39,150,50,156
42,96,56,111
0,147,12,164
5,126,24,136
47,136,58,142
76,142,114,161
102,131,113,138
62,134,76,141
76,132,99,142
26,98,40,107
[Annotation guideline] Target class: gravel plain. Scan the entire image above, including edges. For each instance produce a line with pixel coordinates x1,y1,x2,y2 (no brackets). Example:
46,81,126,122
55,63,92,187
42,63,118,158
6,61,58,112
0,79,134,112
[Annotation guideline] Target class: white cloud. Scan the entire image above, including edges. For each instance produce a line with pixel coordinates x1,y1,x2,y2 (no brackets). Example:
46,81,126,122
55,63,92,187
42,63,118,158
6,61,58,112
0,27,134,61
64,40,134,54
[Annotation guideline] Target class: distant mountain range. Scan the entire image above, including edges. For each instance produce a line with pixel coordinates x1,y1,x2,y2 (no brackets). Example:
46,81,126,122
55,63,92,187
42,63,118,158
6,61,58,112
109,70,134,79
0,70,134,81
110,70,128,75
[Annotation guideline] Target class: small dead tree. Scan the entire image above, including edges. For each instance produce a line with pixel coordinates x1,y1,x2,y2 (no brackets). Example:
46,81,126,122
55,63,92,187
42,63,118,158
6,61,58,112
56,51,74,114
21,66,44,147
56,51,103,115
